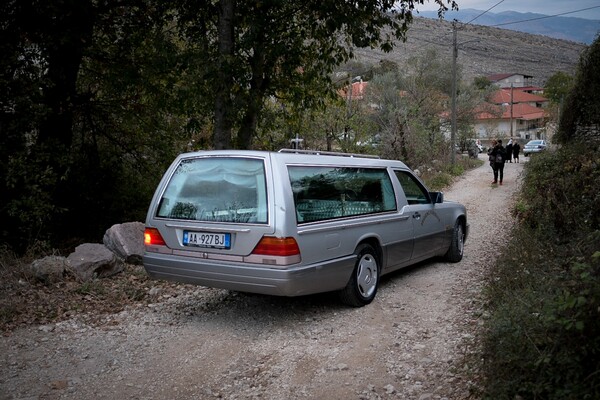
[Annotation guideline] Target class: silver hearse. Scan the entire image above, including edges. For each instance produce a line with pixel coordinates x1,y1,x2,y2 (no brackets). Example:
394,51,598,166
143,149,468,306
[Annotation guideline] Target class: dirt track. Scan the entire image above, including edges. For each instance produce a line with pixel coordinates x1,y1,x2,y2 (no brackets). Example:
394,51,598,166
0,154,525,400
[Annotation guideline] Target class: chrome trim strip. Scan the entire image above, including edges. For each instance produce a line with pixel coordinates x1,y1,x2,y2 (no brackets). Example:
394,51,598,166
152,247,301,267
164,224,251,233
172,249,244,262
297,214,410,235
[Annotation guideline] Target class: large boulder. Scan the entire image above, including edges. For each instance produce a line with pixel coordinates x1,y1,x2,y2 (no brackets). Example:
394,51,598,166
67,243,124,282
30,255,70,284
102,222,145,265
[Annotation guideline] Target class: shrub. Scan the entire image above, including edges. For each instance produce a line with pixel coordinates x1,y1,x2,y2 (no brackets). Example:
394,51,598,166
479,142,600,399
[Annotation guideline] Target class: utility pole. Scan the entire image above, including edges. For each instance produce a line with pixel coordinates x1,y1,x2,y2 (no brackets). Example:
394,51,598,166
450,21,458,165
510,83,514,138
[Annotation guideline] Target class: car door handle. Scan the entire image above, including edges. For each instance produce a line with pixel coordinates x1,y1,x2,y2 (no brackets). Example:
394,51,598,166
413,212,421,220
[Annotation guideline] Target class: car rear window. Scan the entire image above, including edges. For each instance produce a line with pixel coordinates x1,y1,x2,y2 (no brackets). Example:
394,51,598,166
288,166,396,223
156,157,268,223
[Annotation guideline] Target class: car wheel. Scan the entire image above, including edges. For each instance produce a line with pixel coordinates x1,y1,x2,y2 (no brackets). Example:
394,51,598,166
340,244,379,307
444,220,464,263
524,152,529,157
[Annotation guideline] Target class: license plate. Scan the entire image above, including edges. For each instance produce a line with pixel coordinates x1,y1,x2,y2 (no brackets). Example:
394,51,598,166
183,231,231,249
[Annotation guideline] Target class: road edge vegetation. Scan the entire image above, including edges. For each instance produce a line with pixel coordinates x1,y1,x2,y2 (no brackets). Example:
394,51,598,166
475,34,600,399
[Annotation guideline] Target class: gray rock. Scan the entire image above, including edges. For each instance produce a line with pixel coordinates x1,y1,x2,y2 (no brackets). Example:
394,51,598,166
30,255,69,283
102,222,145,265
67,243,124,282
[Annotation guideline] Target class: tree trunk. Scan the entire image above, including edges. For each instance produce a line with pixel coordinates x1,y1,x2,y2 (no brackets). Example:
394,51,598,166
236,40,267,149
37,1,94,150
213,0,235,150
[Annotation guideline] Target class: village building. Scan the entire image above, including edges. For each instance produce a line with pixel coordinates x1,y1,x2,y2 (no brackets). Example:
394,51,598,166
474,74,550,144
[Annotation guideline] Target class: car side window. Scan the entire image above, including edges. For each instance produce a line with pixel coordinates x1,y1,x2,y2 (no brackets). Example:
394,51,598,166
288,166,396,223
394,170,430,205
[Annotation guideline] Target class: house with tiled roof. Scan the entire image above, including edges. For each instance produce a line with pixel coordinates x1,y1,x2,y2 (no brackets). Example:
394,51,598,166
486,73,535,89
474,87,549,142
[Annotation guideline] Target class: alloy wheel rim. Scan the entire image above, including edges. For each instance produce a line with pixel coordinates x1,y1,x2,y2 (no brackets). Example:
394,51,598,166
357,254,377,298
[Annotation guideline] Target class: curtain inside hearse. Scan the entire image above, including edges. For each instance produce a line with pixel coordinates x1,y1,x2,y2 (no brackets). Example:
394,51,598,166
157,157,268,223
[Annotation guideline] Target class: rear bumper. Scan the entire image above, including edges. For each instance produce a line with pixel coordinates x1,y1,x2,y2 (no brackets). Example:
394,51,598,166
143,252,356,297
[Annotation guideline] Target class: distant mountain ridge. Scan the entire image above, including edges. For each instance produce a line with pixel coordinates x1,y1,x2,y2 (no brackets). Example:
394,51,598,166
418,8,600,44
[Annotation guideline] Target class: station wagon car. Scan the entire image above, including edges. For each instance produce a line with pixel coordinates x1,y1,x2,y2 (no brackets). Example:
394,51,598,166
143,149,468,306
523,140,547,156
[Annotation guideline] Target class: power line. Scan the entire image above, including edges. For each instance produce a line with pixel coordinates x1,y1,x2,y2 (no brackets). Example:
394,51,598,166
465,0,506,25
491,5,600,27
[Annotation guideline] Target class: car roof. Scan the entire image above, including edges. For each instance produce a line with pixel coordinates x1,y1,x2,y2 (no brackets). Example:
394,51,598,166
176,149,410,169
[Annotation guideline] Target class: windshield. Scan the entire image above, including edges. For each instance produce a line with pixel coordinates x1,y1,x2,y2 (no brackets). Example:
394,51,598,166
156,157,268,223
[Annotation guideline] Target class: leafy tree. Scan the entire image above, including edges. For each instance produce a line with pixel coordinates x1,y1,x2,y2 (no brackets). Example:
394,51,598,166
557,36,600,143
1,0,189,251
365,71,411,162
1,0,95,249
366,49,453,167
178,0,458,150
372,59,401,77
544,71,574,105
365,48,484,167
0,0,459,252
473,76,492,90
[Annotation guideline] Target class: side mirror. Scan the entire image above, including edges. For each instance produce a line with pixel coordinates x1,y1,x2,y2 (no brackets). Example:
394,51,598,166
430,191,444,204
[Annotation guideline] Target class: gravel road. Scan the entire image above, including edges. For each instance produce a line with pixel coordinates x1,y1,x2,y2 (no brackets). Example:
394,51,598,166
1,155,525,400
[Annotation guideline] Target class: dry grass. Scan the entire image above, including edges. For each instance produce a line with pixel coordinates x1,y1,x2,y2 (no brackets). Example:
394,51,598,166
0,246,181,334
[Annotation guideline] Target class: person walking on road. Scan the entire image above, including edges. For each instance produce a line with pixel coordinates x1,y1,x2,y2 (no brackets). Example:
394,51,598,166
505,139,513,163
513,141,521,163
487,139,506,185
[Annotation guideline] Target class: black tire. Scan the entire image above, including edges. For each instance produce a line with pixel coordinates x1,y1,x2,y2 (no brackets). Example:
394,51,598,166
339,244,380,307
444,220,465,263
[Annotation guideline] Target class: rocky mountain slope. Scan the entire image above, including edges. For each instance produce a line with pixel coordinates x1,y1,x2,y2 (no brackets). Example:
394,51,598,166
354,16,587,87
418,9,600,44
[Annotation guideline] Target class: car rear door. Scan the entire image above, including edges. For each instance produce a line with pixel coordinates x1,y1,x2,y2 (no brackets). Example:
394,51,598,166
148,153,276,258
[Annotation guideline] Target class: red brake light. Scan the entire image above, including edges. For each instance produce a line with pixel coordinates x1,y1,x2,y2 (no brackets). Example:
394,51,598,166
144,227,166,246
252,236,300,257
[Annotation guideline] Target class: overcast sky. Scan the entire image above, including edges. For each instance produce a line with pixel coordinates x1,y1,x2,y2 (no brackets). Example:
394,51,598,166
416,0,600,21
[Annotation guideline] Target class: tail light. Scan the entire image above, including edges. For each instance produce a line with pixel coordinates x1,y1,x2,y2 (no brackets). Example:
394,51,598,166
252,236,300,257
144,227,166,246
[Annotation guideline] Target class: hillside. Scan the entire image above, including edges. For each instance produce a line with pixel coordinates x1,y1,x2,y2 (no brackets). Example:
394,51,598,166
354,16,587,87
418,9,600,45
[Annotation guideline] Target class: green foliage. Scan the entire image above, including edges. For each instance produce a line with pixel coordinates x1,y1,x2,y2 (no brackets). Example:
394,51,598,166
473,76,492,90
421,156,481,191
480,142,600,399
423,172,453,191
1,1,193,252
1,0,461,253
179,0,460,149
544,71,574,104
517,142,600,238
557,35,600,143
363,49,483,170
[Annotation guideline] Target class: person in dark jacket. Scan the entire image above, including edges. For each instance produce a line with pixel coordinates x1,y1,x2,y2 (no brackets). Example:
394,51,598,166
513,141,521,163
505,139,513,163
487,139,506,185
